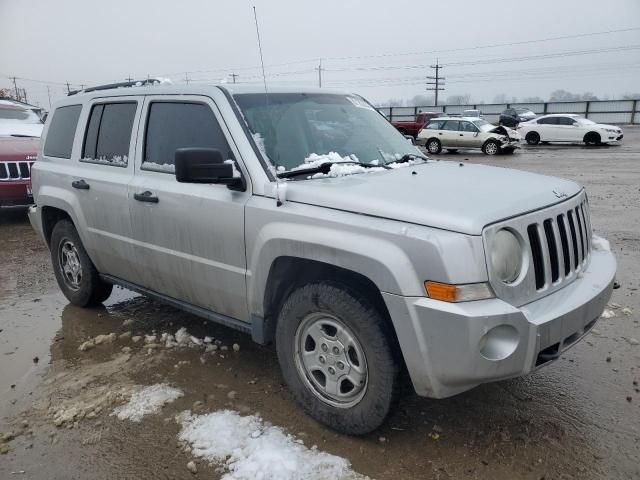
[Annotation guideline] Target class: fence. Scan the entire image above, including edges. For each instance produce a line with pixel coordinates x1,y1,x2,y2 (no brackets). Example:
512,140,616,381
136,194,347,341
378,100,640,125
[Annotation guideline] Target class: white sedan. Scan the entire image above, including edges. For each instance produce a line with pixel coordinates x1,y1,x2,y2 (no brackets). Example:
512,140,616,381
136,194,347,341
519,114,623,145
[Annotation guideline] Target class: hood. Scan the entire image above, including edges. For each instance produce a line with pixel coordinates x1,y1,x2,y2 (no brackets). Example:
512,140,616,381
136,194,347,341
284,161,581,235
594,123,622,131
0,136,41,161
0,123,43,138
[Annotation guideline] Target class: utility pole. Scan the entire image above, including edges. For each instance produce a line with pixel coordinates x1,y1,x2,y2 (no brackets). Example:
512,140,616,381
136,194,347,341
11,77,20,101
316,59,323,88
125,76,133,82
229,73,239,84
22,88,28,104
184,72,190,85
66,82,71,94
426,60,445,106
47,86,52,109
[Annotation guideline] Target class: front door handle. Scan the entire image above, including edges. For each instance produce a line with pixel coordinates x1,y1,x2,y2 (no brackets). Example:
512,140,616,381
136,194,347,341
72,179,90,190
133,191,159,203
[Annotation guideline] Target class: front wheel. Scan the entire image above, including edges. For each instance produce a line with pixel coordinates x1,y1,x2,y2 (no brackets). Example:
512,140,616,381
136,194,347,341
276,282,399,435
584,132,601,145
51,220,113,307
482,139,500,155
426,138,442,154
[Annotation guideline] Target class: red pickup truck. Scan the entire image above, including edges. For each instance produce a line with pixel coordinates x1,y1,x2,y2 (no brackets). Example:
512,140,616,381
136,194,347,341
391,112,439,138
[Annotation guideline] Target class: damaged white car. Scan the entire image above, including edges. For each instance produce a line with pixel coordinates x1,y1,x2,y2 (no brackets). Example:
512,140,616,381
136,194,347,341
417,117,521,155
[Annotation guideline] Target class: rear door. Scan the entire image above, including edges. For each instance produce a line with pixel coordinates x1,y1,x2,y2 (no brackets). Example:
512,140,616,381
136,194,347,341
440,120,461,147
536,116,559,141
68,97,145,284
128,96,251,321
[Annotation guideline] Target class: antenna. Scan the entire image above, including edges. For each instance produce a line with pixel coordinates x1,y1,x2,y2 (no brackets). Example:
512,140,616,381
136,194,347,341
252,5,285,207
253,6,268,99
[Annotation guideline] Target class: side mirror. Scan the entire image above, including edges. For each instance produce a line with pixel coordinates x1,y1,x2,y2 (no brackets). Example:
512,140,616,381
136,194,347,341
404,134,416,145
175,148,244,189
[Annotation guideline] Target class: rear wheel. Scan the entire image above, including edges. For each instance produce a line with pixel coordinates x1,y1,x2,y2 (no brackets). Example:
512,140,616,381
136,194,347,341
482,139,500,155
51,220,113,307
584,132,601,145
525,132,540,145
426,138,442,154
276,282,399,435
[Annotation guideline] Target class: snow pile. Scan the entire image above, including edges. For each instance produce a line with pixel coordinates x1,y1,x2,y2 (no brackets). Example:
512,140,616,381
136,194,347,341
143,161,175,173
601,309,616,319
112,384,183,422
177,410,365,480
82,155,128,167
592,235,611,252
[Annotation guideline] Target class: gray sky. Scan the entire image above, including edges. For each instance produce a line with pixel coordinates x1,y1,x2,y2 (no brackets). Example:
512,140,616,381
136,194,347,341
1,0,639,109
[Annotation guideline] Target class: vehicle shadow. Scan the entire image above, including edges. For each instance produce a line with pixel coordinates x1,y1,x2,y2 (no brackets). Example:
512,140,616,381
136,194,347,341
0,207,30,226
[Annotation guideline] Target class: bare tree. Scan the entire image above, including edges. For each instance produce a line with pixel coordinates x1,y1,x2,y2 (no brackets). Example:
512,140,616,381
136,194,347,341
445,94,471,105
622,93,640,100
410,94,434,107
522,96,544,103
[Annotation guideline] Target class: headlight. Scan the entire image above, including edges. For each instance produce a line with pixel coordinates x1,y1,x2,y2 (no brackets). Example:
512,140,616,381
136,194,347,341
490,229,522,284
605,128,617,133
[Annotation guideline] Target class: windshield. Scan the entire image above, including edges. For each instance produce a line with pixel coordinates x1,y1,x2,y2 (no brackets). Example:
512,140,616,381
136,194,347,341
473,119,492,131
0,106,43,124
576,118,596,125
234,93,422,175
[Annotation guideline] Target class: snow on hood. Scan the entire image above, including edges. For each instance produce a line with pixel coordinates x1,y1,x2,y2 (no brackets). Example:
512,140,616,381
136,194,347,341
282,161,582,235
0,123,43,138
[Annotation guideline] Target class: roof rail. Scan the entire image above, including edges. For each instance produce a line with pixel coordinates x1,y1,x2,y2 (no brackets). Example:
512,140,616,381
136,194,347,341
67,78,164,96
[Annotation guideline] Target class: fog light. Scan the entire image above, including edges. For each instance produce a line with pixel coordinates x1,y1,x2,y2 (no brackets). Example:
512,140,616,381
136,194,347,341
479,325,519,361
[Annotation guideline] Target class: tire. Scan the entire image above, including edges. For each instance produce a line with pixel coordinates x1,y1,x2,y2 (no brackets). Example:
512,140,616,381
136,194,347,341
50,219,113,307
525,131,540,145
275,282,399,435
482,139,500,155
584,132,601,145
446,149,458,153
426,138,442,154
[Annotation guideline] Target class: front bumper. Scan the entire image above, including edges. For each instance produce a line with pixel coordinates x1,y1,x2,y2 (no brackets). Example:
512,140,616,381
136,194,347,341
0,181,32,207
383,248,616,398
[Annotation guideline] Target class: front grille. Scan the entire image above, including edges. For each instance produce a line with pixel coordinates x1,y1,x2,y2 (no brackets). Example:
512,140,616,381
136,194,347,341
526,197,591,291
484,190,592,307
0,161,34,181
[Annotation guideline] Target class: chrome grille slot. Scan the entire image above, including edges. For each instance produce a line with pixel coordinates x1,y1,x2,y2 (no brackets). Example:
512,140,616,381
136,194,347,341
0,161,34,181
484,191,593,306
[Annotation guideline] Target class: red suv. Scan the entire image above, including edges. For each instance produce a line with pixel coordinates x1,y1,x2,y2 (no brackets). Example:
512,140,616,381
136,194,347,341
0,101,43,207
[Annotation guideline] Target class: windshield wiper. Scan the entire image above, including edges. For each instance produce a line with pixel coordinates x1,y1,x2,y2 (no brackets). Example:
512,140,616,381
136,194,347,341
385,153,429,166
277,161,382,179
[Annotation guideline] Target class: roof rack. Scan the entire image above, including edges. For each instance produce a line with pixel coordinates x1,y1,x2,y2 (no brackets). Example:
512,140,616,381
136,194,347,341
67,78,164,96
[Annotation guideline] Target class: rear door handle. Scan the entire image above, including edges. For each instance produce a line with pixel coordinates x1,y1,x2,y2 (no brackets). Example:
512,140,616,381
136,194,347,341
72,179,90,190
459,134,464,136
134,191,159,203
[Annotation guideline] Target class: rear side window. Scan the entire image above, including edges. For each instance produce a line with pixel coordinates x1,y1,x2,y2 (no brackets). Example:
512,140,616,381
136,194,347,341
43,105,82,158
143,102,233,173
442,120,460,131
82,102,137,166
538,117,559,125
557,117,576,126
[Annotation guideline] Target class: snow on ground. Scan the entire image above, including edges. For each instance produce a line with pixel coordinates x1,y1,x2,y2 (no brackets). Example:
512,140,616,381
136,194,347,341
112,384,183,422
177,410,366,480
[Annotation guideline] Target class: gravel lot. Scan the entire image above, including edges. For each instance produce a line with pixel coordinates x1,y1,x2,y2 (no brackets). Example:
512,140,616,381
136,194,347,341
1,129,639,479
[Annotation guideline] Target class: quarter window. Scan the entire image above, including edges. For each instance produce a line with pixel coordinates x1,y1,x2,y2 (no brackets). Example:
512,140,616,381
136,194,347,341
43,105,82,159
82,102,137,166
143,102,233,173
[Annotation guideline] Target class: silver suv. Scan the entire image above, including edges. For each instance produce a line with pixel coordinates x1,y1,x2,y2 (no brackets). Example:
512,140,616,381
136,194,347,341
29,82,616,434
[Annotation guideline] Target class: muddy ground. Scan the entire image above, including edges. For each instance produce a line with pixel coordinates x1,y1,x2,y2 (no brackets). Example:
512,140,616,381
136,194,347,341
1,130,639,479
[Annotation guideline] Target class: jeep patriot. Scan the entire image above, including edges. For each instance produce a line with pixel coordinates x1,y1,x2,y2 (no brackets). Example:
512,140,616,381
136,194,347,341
28,81,616,434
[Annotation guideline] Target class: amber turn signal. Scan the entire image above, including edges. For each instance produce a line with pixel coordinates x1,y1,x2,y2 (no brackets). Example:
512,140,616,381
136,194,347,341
424,281,494,303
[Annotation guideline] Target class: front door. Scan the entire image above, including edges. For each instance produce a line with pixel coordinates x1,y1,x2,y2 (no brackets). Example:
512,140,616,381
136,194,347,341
128,96,251,321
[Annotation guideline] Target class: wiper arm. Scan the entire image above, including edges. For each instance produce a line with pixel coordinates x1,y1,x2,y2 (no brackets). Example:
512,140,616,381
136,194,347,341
276,161,380,179
385,153,429,166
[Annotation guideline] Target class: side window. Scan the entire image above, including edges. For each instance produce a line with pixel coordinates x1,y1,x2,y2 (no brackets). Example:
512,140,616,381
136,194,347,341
82,102,137,166
143,102,233,173
460,121,477,132
557,117,575,126
538,117,558,125
426,120,443,130
442,120,460,131
43,105,82,159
